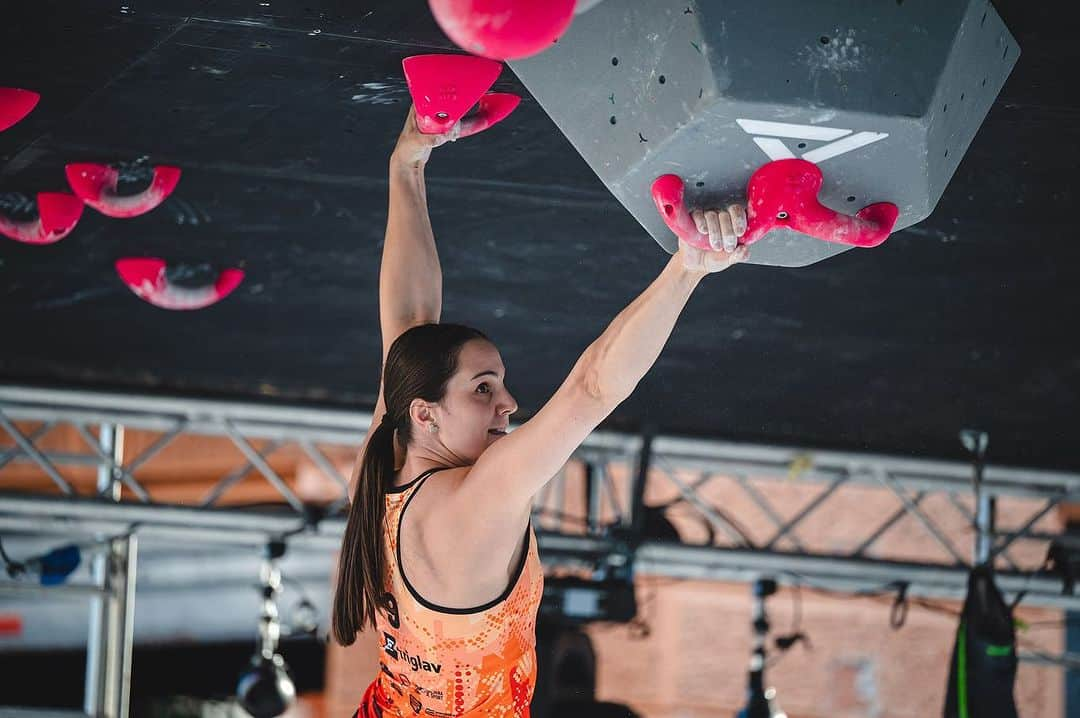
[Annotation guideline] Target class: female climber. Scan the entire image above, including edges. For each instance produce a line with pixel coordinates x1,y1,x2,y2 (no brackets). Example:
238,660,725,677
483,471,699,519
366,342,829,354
334,105,749,718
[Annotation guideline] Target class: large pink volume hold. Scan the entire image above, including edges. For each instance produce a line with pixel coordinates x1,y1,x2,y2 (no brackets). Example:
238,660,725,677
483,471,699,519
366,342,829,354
652,159,899,252
428,0,577,60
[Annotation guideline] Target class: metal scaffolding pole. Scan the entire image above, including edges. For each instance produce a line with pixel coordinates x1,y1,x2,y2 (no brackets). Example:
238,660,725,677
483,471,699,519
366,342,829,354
83,425,136,718
962,429,996,567
0,495,342,551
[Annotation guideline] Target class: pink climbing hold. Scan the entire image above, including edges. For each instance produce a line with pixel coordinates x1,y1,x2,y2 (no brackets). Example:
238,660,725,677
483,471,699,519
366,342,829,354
65,163,181,218
402,54,520,137
457,92,520,138
0,193,84,245
0,88,40,132
115,258,244,311
428,0,577,60
652,159,899,252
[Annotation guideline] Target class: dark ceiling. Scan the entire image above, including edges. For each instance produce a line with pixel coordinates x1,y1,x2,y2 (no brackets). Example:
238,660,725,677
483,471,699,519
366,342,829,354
1,1,1077,470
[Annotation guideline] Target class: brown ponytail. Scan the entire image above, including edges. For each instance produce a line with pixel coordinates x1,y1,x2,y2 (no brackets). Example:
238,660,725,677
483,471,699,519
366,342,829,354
332,322,489,646
332,416,397,645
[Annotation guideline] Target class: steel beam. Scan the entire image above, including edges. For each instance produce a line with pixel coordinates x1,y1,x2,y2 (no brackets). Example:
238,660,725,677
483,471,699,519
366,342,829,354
2,384,1077,614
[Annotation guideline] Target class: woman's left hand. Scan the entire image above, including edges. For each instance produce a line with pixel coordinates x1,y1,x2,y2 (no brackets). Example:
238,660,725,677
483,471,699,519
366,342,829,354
677,204,750,274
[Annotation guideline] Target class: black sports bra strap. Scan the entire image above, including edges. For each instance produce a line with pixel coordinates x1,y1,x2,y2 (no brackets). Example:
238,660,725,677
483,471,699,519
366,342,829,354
385,466,452,494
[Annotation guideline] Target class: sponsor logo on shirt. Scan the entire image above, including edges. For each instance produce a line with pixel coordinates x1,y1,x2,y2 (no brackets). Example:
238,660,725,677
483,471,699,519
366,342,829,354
400,649,442,674
416,686,444,701
382,633,399,660
382,634,442,674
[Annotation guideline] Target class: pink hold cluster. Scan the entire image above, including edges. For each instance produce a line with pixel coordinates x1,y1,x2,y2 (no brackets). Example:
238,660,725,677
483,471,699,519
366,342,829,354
1,88,240,311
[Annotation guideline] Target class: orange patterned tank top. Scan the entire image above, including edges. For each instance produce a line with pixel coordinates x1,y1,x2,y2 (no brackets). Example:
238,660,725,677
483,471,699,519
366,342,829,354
359,467,544,718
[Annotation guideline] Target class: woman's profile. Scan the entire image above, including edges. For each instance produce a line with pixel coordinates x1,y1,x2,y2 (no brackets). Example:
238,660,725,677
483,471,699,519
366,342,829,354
334,105,749,718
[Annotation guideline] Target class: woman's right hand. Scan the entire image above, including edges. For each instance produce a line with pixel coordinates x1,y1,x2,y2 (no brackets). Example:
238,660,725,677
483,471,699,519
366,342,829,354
391,105,463,169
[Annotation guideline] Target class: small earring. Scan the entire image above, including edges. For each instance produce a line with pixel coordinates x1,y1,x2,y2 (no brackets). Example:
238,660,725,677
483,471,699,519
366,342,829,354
428,423,438,434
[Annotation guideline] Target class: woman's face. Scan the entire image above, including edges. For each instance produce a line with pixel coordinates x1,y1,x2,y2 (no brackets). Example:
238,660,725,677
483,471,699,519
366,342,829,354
431,339,518,463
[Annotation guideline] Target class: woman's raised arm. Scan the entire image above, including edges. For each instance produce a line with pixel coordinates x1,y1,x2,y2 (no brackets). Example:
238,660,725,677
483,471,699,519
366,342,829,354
352,107,463,491
450,208,749,541
380,106,462,360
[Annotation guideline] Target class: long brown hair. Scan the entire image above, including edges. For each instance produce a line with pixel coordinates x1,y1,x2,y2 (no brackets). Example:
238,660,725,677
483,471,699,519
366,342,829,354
332,322,489,645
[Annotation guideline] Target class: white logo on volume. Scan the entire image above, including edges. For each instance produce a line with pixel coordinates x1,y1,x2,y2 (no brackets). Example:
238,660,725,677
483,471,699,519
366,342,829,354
736,119,888,163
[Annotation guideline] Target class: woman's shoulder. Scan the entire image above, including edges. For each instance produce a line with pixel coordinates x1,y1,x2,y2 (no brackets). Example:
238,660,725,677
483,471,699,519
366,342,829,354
397,466,470,534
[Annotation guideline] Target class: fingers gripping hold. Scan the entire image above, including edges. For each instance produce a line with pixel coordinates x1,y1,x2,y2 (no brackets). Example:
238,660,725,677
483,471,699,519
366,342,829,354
691,206,744,252
653,161,899,254
728,203,747,238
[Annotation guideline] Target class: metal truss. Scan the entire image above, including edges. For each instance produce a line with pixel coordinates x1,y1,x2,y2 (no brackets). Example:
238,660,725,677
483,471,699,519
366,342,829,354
2,384,1079,715
1,383,1078,603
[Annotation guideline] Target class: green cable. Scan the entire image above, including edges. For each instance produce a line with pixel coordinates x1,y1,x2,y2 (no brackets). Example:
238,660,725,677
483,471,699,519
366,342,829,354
958,622,968,718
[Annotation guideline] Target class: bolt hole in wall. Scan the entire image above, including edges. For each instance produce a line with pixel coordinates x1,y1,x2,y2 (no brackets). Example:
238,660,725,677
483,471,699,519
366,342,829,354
610,115,617,125
695,181,705,187
611,56,619,66
658,75,666,84
797,142,806,149
847,195,856,202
